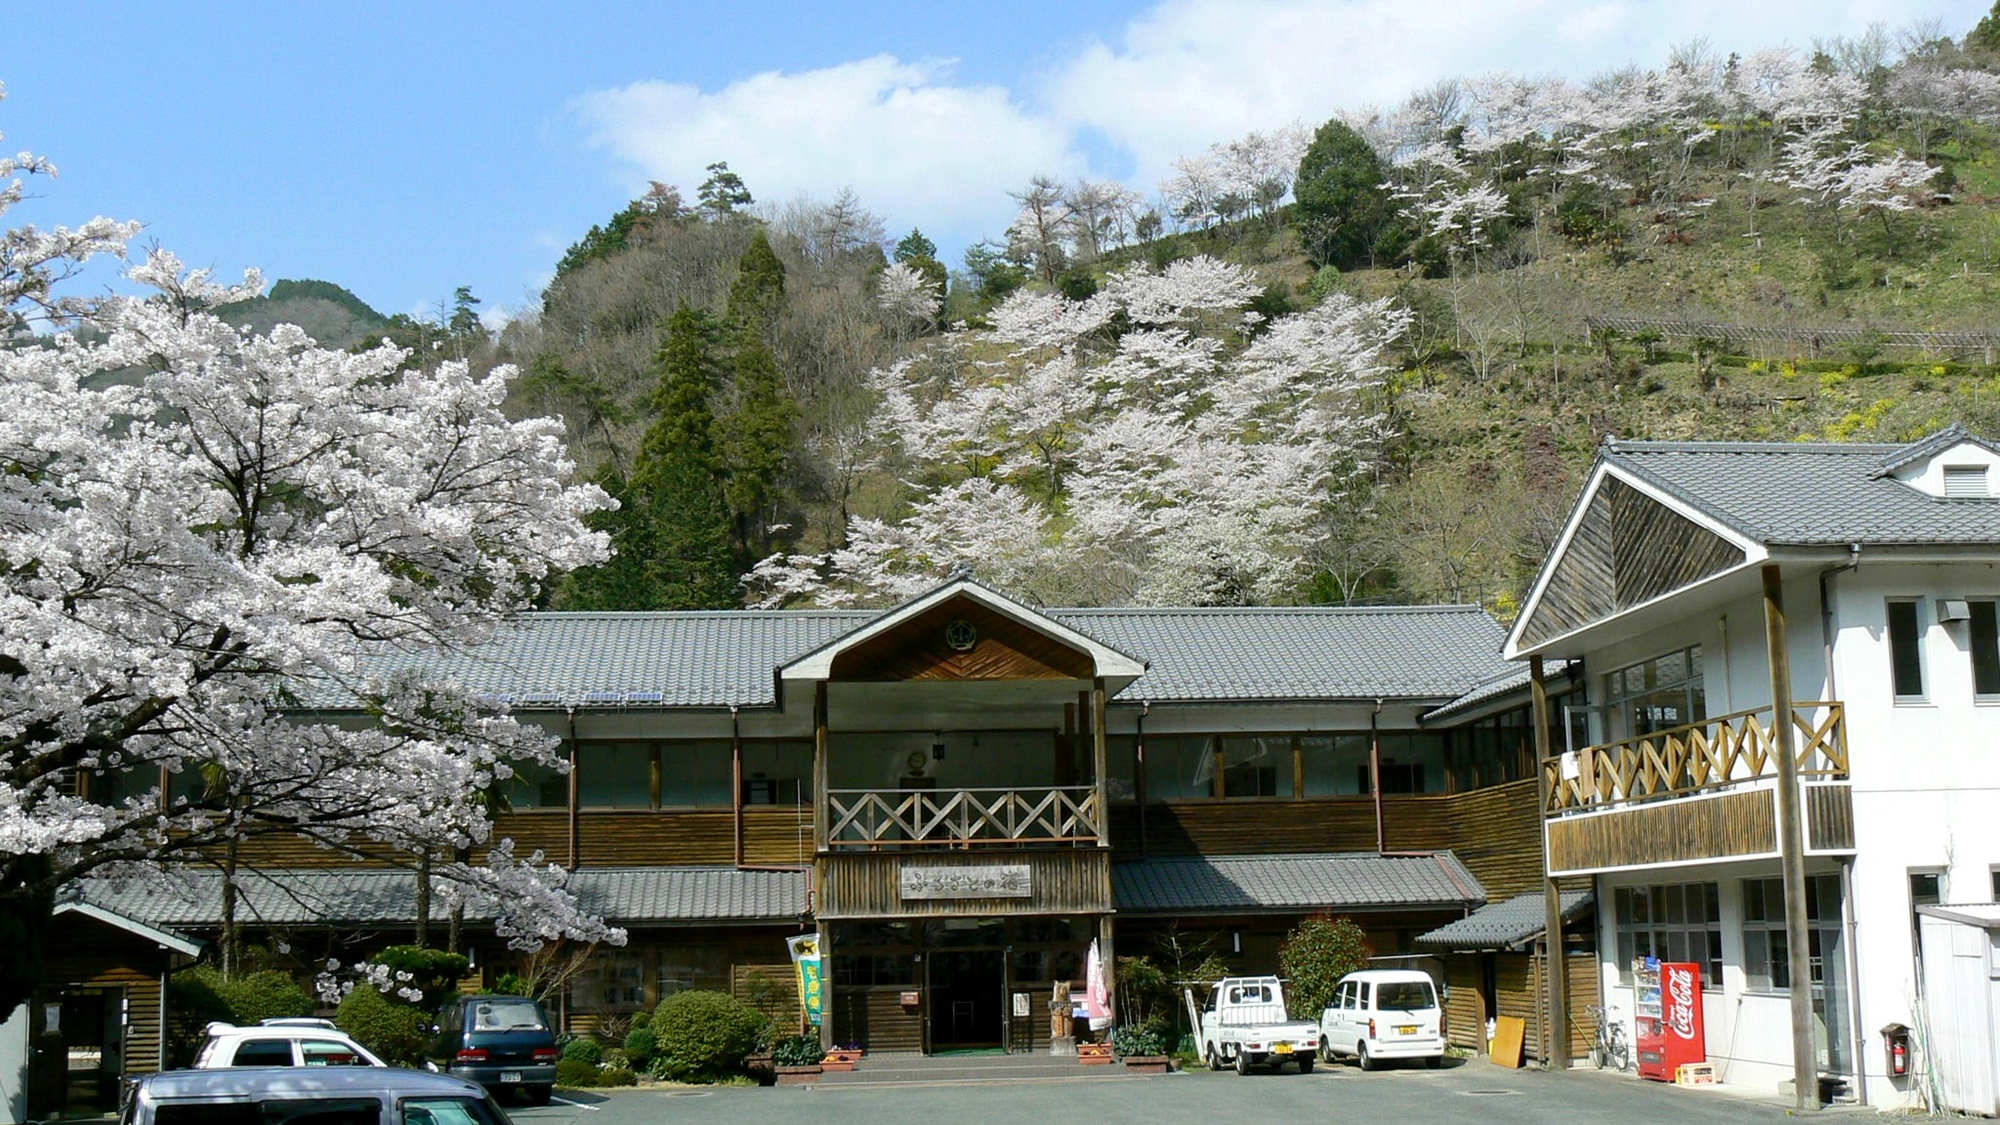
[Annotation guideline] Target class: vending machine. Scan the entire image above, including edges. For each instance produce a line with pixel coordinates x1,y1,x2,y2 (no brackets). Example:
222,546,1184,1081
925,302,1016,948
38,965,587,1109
1634,958,1706,1081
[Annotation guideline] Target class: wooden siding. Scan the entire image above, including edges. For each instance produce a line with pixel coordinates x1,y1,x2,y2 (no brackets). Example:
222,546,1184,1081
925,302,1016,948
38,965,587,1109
1441,951,1599,1060
817,850,1112,919
1108,796,1450,857
1517,476,1744,649
1547,788,1775,875
42,914,174,1077
832,987,923,1051
830,596,1093,682
1806,783,1855,852
734,963,801,1028
1443,779,1542,898
233,808,814,869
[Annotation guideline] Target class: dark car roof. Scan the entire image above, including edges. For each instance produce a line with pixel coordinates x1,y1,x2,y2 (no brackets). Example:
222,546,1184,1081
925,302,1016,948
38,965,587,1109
137,1066,484,1100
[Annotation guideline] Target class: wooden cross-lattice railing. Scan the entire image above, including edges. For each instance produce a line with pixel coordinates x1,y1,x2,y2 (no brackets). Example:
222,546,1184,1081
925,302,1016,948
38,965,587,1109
1543,702,1847,815
824,786,1103,848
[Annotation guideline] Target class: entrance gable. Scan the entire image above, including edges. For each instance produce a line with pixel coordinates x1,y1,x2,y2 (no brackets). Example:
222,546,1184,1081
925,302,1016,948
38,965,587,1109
829,594,1093,682
1513,474,1749,652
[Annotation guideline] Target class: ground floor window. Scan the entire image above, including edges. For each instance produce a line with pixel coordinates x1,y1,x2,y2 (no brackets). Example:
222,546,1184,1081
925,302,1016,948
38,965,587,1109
1740,873,1852,1073
1612,882,1721,986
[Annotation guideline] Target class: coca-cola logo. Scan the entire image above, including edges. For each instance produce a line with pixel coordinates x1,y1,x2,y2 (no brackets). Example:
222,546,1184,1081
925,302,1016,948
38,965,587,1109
1667,965,1697,1040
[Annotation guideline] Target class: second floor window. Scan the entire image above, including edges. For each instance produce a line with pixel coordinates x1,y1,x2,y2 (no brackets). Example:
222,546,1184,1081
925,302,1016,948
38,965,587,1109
1887,599,1926,700
1606,646,1705,740
1970,600,2000,698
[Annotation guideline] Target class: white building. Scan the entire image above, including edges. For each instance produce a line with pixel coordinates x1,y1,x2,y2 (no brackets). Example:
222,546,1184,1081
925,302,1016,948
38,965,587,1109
1507,425,2000,1107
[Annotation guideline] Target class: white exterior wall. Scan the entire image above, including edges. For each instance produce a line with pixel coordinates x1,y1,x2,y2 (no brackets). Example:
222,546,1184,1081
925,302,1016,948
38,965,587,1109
0,1002,23,1125
1574,558,2000,1105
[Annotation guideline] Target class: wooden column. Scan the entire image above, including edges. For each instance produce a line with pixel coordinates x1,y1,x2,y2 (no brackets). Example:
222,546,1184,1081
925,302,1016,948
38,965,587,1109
566,708,580,872
731,708,745,867
813,681,830,854
1764,564,1819,1112
817,919,834,1051
1096,913,1117,1034
1091,678,1110,848
1530,656,1568,1069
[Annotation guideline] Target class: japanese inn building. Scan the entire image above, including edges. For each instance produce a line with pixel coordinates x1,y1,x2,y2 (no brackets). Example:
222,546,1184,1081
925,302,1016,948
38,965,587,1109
49,577,1575,1074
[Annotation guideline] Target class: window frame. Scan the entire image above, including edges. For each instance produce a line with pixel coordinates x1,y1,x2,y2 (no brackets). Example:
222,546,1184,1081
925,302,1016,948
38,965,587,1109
1611,882,1722,987
1739,874,1842,993
1603,646,1706,741
1887,598,1928,702
1970,600,2000,700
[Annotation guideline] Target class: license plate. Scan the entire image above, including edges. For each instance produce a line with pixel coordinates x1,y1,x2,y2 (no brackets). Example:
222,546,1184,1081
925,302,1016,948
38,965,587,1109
1396,1026,1418,1036
500,1071,523,1084
1273,1043,1292,1054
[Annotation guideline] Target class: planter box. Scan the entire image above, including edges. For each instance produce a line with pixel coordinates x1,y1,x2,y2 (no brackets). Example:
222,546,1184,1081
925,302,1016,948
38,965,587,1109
1121,1055,1171,1073
774,1065,822,1086
819,1059,857,1072
1078,1043,1114,1066
823,1048,864,1063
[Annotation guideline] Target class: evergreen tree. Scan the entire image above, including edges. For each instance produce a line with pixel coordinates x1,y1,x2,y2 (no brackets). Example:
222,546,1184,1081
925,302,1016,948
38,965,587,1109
1293,120,1397,269
1972,2,2000,56
718,232,799,565
565,308,737,609
892,228,948,303
697,162,753,217
725,230,787,339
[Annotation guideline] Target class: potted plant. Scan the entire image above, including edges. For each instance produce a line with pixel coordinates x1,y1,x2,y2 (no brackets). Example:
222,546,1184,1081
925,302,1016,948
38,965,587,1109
1077,1039,1114,1065
771,1035,824,1085
1114,1025,1172,1073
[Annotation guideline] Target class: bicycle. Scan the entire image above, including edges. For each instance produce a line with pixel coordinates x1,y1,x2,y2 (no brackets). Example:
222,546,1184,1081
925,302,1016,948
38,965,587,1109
1587,1005,1631,1071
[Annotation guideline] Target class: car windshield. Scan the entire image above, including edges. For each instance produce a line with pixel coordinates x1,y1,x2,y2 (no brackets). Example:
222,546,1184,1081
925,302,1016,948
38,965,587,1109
402,1096,513,1125
469,1000,547,1032
155,1097,380,1124
1375,982,1435,1011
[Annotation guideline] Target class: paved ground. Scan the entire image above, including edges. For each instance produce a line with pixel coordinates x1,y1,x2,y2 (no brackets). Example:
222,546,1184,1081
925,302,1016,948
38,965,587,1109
509,1057,1857,1125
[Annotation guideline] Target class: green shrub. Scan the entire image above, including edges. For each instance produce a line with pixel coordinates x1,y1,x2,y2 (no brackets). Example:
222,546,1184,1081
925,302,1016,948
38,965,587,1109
602,1047,631,1069
771,1034,823,1067
599,1066,638,1087
369,946,469,1012
333,984,431,1066
649,990,768,1083
555,1058,600,1088
562,1038,603,1065
622,1026,658,1066
165,967,316,1064
1113,1024,1169,1057
1278,914,1373,1019
491,972,531,997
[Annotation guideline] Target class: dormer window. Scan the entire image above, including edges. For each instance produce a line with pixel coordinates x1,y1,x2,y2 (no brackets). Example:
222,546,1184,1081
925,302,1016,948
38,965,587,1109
1943,464,1990,498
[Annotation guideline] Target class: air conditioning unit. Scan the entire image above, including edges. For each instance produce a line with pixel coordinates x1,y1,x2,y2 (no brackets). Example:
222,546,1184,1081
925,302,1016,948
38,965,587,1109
1938,598,1972,623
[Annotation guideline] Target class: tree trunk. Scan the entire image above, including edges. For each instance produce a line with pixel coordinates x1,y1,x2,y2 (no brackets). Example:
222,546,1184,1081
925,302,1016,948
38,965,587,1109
447,845,468,955
221,834,240,977
415,851,431,948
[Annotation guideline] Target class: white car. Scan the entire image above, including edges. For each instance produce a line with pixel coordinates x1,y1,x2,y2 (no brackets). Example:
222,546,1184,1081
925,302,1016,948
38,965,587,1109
193,1017,386,1068
1317,969,1446,1070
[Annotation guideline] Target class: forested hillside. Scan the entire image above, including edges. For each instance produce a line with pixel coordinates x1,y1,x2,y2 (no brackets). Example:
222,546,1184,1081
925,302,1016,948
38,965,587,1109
482,9,2000,616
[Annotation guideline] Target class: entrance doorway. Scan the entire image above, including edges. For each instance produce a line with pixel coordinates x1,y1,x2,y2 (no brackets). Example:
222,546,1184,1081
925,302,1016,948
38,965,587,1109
927,950,1005,1050
29,986,125,1119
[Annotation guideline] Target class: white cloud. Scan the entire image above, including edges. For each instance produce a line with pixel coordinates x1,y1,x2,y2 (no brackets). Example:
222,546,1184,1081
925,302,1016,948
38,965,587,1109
575,55,1080,247
574,0,1985,254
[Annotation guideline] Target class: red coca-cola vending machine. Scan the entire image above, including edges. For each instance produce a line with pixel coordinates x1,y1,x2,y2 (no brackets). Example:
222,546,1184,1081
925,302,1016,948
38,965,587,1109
1634,957,1706,1081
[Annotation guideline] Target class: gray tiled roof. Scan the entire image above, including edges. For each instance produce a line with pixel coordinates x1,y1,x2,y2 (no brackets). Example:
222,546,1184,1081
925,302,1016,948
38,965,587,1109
76,865,808,928
1603,429,2000,547
1413,890,1593,951
353,605,1513,710
1420,659,1571,723
1112,851,1486,915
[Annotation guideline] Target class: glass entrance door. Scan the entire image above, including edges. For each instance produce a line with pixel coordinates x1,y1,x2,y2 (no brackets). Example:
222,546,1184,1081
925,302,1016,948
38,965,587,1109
926,950,1006,1051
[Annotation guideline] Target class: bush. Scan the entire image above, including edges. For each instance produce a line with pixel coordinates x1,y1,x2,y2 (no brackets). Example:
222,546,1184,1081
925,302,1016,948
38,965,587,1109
555,1058,600,1088
334,984,431,1066
1278,914,1373,1019
599,1066,638,1087
562,1037,603,1065
1113,1024,1169,1057
622,1026,658,1067
491,972,531,997
166,967,316,1064
369,945,469,1012
649,990,769,1082
771,1034,824,1067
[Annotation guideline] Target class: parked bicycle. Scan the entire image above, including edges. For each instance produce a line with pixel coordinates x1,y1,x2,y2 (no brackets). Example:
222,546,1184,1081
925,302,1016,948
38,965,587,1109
1587,1005,1631,1071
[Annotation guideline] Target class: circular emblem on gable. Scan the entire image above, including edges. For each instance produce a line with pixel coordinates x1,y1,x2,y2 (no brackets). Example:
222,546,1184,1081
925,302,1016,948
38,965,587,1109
944,618,978,652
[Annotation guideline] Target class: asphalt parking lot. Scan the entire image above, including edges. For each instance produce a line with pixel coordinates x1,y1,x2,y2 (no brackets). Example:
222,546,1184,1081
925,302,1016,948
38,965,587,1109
508,1059,1842,1125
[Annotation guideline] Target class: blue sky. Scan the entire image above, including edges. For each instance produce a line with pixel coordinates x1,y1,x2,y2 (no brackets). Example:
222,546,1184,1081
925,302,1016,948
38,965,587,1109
4,0,1986,321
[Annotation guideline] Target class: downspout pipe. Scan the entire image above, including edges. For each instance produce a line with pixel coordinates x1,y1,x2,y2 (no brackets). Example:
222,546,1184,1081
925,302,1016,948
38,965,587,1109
1371,699,1386,854
1136,701,1149,857
732,705,745,868
1819,544,1861,703
565,707,579,872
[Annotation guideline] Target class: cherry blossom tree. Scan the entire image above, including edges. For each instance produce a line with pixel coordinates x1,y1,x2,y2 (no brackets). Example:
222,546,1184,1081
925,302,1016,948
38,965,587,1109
747,257,1403,608
0,86,621,1019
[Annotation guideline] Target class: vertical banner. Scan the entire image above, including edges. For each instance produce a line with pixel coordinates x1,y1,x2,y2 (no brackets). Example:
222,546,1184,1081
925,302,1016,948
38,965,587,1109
786,934,823,1028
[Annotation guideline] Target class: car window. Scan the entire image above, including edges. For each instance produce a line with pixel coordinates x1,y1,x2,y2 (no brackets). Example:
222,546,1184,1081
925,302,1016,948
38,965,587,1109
1356,983,1371,1009
300,1040,367,1066
1340,983,1355,1010
156,1098,379,1125
230,1039,297,1067
401,1096,513,1125
1376,982,1435,1011
469,999,547,1033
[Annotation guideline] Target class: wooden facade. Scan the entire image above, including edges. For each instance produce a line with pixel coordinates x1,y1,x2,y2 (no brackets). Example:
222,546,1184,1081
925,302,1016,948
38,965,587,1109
817,849,1113,920
1517,475,1746,650
1442,950,1599,1061
1545,781,1856,875
28,912,181,1118
828,596,1095,682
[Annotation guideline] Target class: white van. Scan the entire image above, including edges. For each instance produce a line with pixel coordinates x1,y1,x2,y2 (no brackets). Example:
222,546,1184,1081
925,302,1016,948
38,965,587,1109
1317,968,1445,1070
121,1067,510,1124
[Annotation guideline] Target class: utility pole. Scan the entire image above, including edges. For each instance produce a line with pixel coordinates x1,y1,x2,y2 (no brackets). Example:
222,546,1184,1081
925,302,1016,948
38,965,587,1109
1763,564,1819,1112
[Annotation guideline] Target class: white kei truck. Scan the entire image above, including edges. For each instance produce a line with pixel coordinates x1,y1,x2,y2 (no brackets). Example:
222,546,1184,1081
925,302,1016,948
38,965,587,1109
1186,976,1321,1075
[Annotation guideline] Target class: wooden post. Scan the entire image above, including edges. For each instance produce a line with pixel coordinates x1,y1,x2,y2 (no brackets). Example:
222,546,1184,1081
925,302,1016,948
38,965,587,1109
1097,913,1117,1034
731,707,745,867
1764,564,1819,1112
1092,679,1110,848
566,708,580,872
1529,656,1568,1070
813,682,829,854
817,919,834,1052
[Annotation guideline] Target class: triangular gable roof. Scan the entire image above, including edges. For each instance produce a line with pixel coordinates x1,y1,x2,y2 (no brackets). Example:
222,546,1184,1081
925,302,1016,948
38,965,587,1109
778,577,1148,690
54,900,205,957
1871,423,2000,477
1507,457,1760,658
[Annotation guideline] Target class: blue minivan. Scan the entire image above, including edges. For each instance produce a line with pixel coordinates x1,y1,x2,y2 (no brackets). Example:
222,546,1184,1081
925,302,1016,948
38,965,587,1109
427,996,558,1104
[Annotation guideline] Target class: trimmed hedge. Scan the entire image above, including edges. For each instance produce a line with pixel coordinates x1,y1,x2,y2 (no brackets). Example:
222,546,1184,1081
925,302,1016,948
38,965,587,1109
333,984,431,1066
622,1026,658,1068
555,1058,600,1088
562,1038,603,1065
648,990,768,1083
